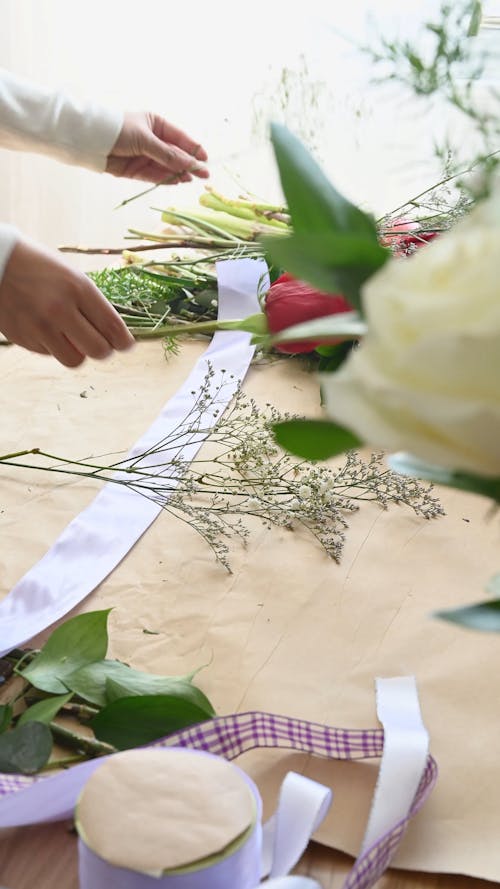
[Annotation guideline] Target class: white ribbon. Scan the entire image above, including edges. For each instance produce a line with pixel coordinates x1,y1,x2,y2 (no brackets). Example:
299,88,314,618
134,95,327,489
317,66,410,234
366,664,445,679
360,675,429,854
0,258,267,657
261,772,332,880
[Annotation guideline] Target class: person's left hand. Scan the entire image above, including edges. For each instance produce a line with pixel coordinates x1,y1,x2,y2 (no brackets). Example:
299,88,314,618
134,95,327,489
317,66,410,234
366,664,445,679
106,111,209,184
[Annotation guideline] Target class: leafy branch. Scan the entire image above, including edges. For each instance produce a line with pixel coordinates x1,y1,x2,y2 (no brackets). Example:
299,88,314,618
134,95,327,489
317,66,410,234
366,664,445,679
0,610,214,775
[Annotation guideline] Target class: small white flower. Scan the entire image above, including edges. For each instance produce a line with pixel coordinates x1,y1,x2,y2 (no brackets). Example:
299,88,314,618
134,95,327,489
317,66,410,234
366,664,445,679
246,497,261,510
210,299,218,307
298,484,312,500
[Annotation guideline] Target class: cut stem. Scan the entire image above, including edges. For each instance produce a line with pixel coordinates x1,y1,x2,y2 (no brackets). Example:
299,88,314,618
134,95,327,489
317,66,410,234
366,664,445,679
49,722,117,757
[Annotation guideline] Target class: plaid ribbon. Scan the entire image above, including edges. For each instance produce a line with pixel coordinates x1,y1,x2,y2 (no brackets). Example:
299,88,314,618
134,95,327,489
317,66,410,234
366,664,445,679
0,711,438,889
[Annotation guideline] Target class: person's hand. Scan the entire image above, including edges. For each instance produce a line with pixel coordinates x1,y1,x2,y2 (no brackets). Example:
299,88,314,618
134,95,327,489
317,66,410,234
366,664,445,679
0,237,135,367
105,111,209,184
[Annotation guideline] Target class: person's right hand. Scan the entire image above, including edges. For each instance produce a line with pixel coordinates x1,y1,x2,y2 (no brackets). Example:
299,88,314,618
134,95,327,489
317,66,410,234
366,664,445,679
0,237,135,367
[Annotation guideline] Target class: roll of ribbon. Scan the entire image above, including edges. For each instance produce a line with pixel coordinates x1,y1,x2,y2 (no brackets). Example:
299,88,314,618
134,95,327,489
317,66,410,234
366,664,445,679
76,747,263,889
75,746,332,889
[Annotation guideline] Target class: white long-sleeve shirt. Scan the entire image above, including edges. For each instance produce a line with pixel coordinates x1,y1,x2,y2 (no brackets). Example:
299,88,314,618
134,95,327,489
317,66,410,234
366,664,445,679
0,68,123,281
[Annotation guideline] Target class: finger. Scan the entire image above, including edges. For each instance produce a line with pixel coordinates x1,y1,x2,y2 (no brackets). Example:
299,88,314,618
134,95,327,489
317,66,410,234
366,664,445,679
118,156,193,184
135,166,193,185
64,310,113,360
141,133,209,177
78,283,135,352
42,330,86,368
30,341,50,355
152,117,208,162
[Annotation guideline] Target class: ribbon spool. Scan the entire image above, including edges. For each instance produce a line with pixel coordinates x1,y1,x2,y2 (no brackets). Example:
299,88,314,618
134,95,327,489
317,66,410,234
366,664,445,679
76,747,262,889
76,746,330,889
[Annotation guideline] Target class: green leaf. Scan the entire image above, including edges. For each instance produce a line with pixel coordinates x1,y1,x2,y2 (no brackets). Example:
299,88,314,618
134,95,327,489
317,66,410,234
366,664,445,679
434,599,500,632
0,704,13,734
91,694,212,749
270,123,378,240
271,312,366,348
316,341,354,373
273,419,362,460
467,0,482,36
18,693,72,727
262,230,388,309
21,610,111,694
105,676,214,715
0,722,52,774
65,659,214,714
388,453,500,502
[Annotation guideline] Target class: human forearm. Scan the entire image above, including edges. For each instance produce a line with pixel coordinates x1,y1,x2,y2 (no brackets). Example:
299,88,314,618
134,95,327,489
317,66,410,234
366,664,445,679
0,68,123,171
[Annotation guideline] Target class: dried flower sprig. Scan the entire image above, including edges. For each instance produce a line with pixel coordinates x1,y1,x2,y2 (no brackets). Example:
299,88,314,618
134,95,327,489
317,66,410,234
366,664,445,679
0,368,444,572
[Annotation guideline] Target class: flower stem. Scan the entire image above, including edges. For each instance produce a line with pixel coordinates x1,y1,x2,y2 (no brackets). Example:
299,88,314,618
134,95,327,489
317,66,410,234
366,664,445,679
49,722,117,757
40,754,91,772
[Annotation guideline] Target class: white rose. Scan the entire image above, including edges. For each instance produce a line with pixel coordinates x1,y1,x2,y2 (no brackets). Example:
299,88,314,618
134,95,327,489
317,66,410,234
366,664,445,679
322,186,500,477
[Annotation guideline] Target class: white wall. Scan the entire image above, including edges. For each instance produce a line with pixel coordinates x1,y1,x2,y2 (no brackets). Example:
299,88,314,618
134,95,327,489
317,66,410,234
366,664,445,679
0,0,485,267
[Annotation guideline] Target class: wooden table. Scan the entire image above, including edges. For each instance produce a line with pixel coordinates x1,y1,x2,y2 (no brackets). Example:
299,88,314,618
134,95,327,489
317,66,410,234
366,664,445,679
0,824,495,889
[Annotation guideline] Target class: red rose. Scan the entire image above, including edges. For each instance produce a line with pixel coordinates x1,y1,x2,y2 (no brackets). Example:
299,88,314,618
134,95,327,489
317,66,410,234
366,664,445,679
265,274,352,354
396,231,439,255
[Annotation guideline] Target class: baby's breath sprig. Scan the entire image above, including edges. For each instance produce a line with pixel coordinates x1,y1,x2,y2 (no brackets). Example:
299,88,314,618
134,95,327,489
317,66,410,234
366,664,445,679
0,368,444,571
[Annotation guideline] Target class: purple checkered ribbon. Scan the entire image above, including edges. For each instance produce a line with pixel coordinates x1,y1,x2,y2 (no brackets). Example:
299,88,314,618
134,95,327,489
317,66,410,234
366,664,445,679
0,711,437,889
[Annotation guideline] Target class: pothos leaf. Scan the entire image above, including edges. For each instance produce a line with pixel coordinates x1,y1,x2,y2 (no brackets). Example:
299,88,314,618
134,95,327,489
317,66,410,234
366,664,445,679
104,677,214,716
21,610,111,694
18,693,73,727
64,659,214,712
91,694,212,750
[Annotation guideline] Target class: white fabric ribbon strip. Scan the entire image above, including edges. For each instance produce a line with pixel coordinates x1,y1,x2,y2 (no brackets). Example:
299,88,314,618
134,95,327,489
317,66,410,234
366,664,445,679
261,772,332,880
0,258,267,657
360,675,429,854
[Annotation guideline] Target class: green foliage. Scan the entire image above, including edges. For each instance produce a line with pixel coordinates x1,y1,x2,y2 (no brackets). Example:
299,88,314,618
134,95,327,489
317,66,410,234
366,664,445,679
0,610,216,773
17,694,73,727
273,419,362,460
262,231,388,306
265,124,387,312
0,722,52,775
0,705,12,734
65,659,214,713
316,342,355,373
365,0,500,195
435,599,500,632
270,313,366,349
21,610,111,694
89,266,219,332
270,123,379,240
91,694,212,750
